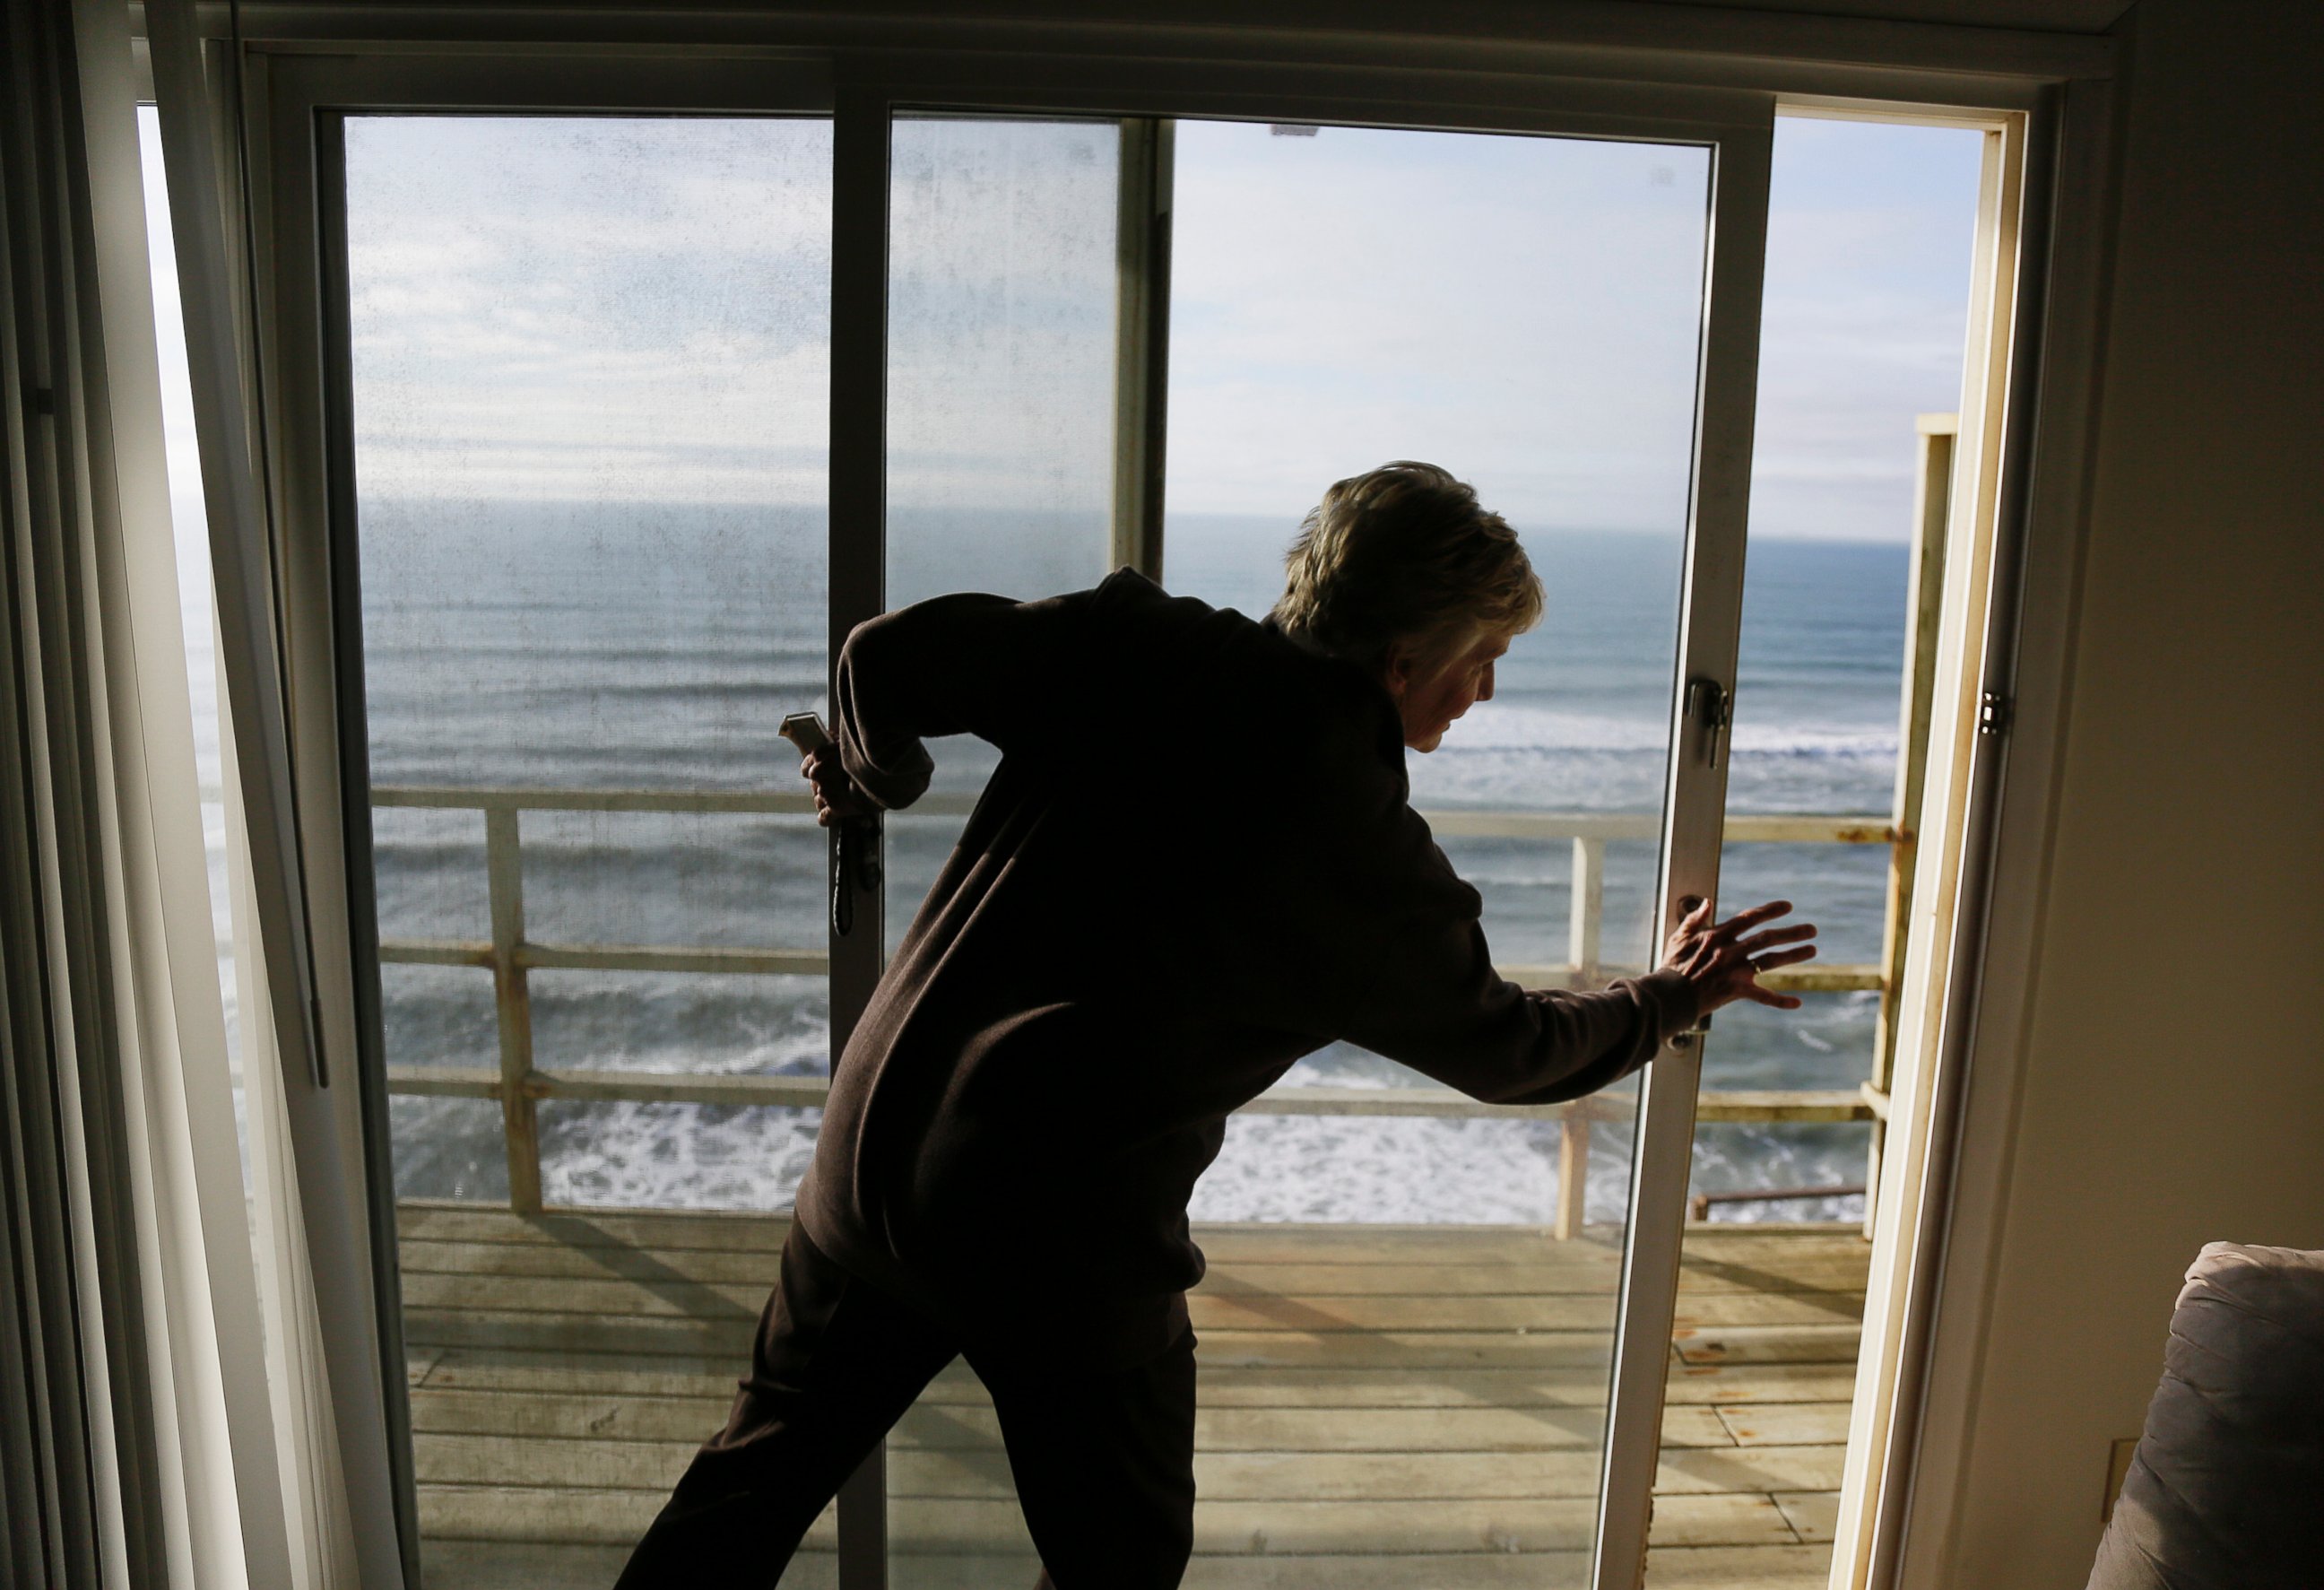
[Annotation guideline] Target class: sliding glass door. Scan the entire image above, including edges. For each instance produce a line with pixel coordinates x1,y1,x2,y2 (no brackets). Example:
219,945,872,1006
1159,117,1710,1585
851,96,1768,1589
279,56,1768,1590
327,102,845,1586
877,110,1132,1580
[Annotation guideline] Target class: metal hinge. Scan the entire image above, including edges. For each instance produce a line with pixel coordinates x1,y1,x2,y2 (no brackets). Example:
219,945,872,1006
1686,676,1732,769
1979,690,2013,737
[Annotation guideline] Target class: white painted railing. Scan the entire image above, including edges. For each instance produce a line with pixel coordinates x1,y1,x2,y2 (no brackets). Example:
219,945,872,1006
375,783,1889,1231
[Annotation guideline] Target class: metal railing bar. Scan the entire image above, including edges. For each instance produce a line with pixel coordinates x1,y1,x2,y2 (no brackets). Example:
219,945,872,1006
1496,962,1883,994
1682,1090,1872,1123
377,938,829,976
376,938,1877,994
1430,811,1895,844
368,779,1896,1238
386,1068,501,1100
376,938,492,969
1690,1183,1869,1221
1721,814,1898,845
386,1066,831,1109
1238,1084,1578,1119
520,943,828,977
369,785,950,817
367,783,1893,846
381,1065,1877,1125
1756,963,1883,993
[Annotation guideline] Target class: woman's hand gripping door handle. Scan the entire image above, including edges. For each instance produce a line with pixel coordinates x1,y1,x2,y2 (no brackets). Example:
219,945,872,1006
782,714,880,936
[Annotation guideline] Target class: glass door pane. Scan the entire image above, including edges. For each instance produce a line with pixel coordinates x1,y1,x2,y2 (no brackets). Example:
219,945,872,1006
883,112,1124,952
881,112,1128,1586
1162,119,1710,1584
336,114,836,1587
1643,115,1989,1590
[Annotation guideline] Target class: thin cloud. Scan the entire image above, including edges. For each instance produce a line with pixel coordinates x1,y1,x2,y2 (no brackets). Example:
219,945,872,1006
204,110,1979,540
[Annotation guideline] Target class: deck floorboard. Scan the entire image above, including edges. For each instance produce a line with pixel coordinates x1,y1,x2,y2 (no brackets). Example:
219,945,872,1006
399,1202,1865,1589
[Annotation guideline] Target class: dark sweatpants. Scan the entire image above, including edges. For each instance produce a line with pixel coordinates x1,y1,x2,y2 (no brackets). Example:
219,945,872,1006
612,1226,1199,1590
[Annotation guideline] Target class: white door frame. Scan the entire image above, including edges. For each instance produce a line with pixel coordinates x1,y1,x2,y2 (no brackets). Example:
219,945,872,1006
215,13,2118,1586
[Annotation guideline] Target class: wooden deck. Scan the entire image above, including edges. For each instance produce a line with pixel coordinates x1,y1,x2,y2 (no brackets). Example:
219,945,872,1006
398,1203,1865,1588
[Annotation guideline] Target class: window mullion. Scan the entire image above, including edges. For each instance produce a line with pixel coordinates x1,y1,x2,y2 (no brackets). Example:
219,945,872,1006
826,73,894,1590
1109,116,1172,581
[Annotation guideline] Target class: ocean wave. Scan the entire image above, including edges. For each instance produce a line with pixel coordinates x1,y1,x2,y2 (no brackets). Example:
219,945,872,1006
1191,1115,1631,1226
393,1088,1865,1230
542,1100,823,1212
1432,701,1669,753
1435,700,1894,760
1731,723,1897,760
1688,1125,1869,1225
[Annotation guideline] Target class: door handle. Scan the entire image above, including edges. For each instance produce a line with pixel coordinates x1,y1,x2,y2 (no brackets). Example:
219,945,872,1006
832,815,880,936
1685,676,1732,770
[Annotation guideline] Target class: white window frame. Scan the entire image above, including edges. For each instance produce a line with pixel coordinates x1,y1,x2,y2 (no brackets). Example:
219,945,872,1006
164,10,2120,1590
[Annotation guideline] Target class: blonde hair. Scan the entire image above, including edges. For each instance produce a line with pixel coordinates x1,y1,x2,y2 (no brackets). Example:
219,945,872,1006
1272,462,1543,670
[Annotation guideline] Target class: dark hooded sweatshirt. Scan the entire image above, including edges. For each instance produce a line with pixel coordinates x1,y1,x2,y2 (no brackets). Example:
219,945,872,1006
793,569,1699,1368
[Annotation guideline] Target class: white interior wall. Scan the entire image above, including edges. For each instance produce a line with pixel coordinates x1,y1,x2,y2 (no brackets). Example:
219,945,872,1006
1929,0,2324,1582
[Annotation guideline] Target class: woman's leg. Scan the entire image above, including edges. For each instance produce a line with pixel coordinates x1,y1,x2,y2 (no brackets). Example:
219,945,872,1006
614,1227,957,1589
974,1329,1199,1590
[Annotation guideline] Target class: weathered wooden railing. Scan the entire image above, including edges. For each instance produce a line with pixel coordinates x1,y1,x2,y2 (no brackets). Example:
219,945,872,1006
376,783,1893,1236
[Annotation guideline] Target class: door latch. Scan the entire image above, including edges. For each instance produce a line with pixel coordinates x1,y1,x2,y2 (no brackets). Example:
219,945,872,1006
1979,689,2013,737
1685,676,1732,769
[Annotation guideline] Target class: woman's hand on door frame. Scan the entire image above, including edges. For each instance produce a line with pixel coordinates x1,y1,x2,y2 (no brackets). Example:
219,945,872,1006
1661,897,1819,1013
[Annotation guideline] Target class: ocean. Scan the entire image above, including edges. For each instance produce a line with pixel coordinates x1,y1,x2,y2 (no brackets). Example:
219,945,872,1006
340,500,1903,1229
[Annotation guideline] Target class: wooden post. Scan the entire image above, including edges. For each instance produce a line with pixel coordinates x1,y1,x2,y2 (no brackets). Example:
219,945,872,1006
485,804,542,1212
1555,1109,1591,1240
1569,836,1605,988
1548,838,1606,1238
1865,415,1954,1238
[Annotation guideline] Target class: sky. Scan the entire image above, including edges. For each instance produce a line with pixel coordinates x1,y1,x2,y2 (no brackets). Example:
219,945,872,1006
143,109,1986,546
1168,117,1985,542
1163,121,1713,535
1748,117,1987,540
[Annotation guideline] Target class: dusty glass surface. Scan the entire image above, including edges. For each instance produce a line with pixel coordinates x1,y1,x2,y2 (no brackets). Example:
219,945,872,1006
877,110,1125,1589
1147,117,1713,1584
880,113,1123,964
346,114,835,1210
1162,119,1711,1236
341,114,837,1586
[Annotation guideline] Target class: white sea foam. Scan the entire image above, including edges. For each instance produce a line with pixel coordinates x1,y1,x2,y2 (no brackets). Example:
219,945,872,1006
1192,1115,1639,1227
543,1101,824,1212
1434,701,1670,753
524,1102,1860,1229
1437,699,1895,760
1688,1127,1869,1225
